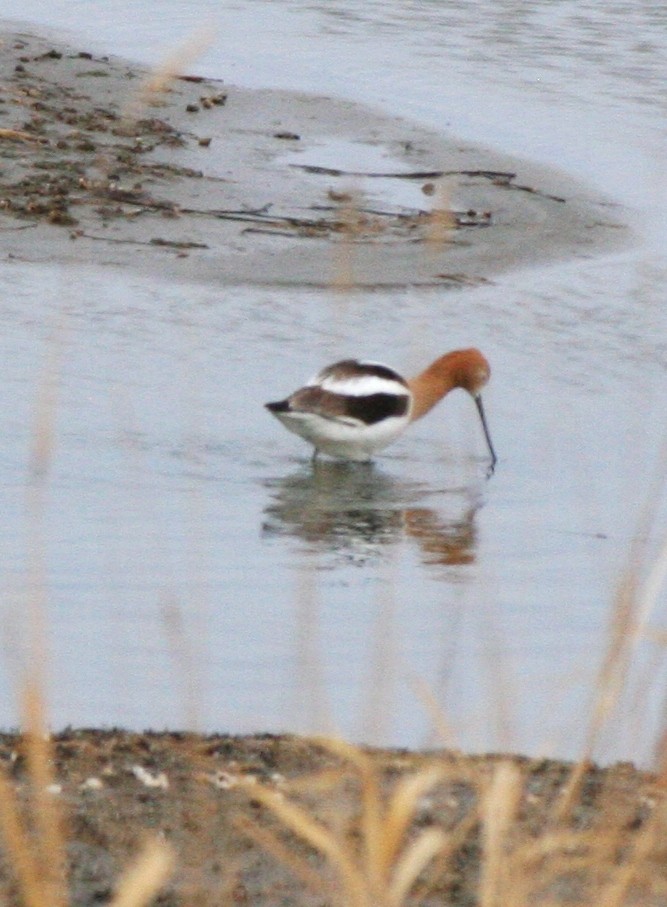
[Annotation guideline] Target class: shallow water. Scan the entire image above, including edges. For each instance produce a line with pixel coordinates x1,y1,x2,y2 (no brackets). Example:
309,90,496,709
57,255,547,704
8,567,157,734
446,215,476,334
3,2,667,765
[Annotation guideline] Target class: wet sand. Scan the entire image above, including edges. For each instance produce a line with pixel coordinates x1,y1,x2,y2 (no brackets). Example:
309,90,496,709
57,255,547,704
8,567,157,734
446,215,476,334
0,29,624,289
0,27,655,906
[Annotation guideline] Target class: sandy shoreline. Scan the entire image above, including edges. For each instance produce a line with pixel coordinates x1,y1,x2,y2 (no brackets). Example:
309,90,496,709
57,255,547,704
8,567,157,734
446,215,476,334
0,730,667,907
0,28,625,289
0,728,665,905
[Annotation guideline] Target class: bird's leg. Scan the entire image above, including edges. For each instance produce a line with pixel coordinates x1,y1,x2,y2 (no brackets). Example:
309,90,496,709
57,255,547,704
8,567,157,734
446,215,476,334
311,447,319,464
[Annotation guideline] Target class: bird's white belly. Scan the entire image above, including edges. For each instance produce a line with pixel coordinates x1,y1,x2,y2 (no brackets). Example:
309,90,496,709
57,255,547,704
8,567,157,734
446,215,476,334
275,410,409,461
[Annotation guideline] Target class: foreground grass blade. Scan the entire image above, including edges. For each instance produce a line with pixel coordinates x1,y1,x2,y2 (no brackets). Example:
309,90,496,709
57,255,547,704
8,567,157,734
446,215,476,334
109,838,175,907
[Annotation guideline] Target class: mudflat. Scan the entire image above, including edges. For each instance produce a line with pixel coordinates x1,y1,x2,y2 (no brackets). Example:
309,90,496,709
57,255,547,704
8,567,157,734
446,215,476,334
0,29,624,289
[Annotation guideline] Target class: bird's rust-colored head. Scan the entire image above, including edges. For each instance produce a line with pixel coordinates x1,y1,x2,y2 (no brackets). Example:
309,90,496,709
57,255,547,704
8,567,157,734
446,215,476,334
408,348,490,420
436,348,490,396
408,348,496,472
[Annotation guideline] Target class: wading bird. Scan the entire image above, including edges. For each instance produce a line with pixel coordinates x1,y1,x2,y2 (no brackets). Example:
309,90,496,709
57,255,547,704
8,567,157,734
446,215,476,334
265,348,497,471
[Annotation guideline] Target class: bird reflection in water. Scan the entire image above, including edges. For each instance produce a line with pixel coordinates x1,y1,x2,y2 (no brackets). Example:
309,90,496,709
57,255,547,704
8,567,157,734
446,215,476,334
262,460,482,568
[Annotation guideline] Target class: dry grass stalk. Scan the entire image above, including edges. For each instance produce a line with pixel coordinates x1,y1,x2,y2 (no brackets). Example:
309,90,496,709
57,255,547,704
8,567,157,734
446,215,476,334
0,768,47,907
331,189,365,292
558,468,667,820
235,813,326,894
124,27,215,120
556,761,596,831
407,675,458,750
388,827,447,907
1,307,177,906
597,816,658,907
479,761,522,907
0,314,69,906
424,179,456,249
409,793,481,905
161,593,200,732
490,756,667,907
559,533,667,820
0,685,66,907
90,28,214,181
0,128,44,144
3,661,212,907
21,683,66,907
29,324,64,480
242,779,368,905
239,736,446,907
109,837,175,907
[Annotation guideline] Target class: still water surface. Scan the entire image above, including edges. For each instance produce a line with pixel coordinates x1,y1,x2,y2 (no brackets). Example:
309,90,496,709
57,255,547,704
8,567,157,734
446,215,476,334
3,1,667,765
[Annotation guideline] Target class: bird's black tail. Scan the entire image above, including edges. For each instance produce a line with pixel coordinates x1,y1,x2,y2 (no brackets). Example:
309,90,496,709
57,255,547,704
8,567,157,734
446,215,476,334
265,400,290,413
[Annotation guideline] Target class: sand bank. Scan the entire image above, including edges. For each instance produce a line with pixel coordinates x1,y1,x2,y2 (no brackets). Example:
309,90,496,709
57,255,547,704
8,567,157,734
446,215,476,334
0,29,625,289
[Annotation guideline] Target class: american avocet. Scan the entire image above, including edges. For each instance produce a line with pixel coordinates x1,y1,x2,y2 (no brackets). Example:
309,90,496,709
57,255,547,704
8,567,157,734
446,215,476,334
265,348,497,469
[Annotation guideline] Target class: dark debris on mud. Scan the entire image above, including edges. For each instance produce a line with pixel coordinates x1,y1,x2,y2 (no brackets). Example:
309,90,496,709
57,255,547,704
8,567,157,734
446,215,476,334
0,37,210,234
0,34,495,249
0,30,623,287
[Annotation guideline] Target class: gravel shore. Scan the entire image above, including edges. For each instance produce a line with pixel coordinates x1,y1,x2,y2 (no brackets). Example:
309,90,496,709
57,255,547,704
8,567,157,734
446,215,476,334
1,729,665,905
